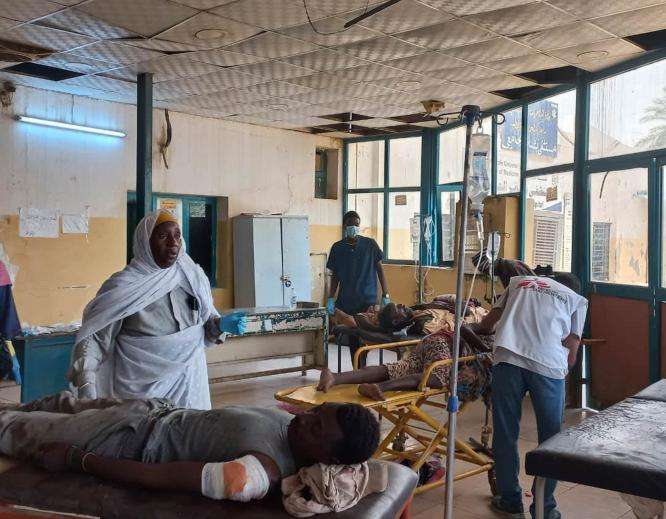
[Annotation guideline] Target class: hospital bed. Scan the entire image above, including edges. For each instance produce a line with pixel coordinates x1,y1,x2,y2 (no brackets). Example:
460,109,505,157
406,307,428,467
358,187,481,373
0,456,417,519
526,378,666,519
276,340,496,495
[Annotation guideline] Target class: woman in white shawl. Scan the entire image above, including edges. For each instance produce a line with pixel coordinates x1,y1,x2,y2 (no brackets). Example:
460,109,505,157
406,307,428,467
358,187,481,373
69,210,246,410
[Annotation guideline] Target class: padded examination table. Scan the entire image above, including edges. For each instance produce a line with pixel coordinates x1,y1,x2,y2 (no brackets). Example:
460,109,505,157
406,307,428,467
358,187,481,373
526,380,666,519
0,458,417,519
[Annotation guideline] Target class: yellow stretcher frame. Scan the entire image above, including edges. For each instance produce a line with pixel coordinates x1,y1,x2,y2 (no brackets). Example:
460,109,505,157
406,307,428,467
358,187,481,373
275,340,495,495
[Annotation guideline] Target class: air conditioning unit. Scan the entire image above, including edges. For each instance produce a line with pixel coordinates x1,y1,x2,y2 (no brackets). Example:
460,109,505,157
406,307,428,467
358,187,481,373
0,39,51,64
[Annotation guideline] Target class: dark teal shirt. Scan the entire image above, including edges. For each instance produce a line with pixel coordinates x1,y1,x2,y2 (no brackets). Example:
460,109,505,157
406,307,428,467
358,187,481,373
327,236,384,314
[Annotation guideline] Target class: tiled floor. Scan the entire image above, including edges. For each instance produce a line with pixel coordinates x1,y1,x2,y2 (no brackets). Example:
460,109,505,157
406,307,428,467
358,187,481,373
0,345,634,519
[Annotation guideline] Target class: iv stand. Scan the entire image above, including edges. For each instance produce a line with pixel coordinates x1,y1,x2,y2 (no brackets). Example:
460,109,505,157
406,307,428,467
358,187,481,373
443,104,481,519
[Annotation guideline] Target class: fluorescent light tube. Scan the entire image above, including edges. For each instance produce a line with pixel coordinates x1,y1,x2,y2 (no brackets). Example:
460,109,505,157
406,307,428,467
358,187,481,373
15,115,126,138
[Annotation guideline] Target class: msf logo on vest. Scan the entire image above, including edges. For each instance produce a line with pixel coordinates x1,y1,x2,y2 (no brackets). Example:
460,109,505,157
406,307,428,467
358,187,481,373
517,279,550,290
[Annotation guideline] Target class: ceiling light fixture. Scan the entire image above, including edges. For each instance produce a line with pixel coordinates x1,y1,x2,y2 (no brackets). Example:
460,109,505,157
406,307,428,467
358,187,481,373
195,29,228,40
395,80,421,91
268,103,288,110
15,115,126,138
576,50,609,61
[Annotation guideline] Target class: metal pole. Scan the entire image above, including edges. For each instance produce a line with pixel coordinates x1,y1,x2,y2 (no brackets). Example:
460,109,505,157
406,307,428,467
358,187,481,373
443,105,480,519
136,72,153,223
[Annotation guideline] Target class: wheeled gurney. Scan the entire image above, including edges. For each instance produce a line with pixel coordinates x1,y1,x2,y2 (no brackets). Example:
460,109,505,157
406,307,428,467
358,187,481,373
276,340,496,495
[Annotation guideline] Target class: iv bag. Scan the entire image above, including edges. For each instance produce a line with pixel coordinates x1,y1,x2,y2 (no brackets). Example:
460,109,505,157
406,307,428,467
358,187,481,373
469,133,491,214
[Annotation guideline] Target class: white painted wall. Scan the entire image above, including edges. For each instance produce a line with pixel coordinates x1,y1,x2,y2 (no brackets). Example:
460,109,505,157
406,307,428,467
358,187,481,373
0,85,342,224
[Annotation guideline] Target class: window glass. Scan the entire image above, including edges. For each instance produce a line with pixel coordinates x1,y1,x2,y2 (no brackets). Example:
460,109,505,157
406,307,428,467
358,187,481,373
315,149,327,199
388,192,420,261
497,107,522,193
347,141,385,189
589,168,648,285
440,191,460,263
347,193,384,250
439,120,492,185
525,172,573,272
188,200,214,280
589,59,666,159
527,90,576,170
389,137,421,187
439,126,466,183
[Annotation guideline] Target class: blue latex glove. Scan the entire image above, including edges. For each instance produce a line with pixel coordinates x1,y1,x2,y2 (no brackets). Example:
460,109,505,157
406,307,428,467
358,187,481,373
219,312,247,336
381,295,390,307
326,297,335,315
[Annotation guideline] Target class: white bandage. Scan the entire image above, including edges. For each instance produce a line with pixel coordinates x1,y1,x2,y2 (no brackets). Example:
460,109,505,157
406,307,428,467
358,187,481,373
201,455,270,502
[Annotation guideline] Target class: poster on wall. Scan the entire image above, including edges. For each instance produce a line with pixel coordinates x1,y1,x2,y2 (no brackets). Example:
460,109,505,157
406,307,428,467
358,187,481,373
62,207,90,234
156,197,183,228
19,207,59,238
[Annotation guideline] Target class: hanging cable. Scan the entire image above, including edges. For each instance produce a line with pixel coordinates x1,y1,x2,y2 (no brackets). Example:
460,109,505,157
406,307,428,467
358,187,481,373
302,0,370,35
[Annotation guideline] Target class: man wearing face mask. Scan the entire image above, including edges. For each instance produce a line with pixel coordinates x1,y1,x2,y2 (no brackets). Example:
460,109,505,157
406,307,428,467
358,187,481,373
327,211,389,365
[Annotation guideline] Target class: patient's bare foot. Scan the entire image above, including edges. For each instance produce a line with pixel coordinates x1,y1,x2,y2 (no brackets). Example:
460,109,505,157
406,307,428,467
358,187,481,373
317,367,335,392
358,383,385,401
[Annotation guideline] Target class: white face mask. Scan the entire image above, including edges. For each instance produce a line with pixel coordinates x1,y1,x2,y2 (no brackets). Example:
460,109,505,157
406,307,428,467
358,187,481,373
344,225,360,239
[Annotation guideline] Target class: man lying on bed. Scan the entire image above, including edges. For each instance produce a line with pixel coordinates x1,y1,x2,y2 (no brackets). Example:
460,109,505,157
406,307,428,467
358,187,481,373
0,392,379,502
317,324,494,402
333,298,488,338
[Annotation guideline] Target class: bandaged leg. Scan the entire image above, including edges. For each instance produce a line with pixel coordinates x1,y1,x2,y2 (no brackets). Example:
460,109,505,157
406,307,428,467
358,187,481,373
201,455,270,502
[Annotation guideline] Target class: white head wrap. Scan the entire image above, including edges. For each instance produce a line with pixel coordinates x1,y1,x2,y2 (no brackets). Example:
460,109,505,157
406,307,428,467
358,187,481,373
76,211,217,343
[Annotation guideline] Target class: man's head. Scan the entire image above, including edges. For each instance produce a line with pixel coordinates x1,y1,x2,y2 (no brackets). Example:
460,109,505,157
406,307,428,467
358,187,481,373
343,211,361,240
495,258,535,288
149,211,182,269
553,272,582,294
378,302,414,332
287,403,380,467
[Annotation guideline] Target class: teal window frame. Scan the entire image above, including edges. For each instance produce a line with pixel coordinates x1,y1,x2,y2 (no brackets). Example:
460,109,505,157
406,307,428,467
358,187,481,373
126,191,218,286
344,131,423,265
342,49,666,388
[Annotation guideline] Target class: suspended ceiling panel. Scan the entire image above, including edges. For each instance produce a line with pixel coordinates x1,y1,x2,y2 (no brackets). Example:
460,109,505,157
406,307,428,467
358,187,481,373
35,8,137,40
513,21,613,51
0,0,663,137
211,0,327,30
2,0,63,22
463,2,576,36
156,12,261,48
77,0,198,37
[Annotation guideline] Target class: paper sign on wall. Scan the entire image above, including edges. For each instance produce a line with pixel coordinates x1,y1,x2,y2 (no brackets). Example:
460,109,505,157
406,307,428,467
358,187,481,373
157,197,183,228
62,207,90,234
190,200,206,218
19,208,59,238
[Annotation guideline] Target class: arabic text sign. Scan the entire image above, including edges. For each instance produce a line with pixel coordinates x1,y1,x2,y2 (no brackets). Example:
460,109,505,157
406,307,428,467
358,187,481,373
501,100,558,158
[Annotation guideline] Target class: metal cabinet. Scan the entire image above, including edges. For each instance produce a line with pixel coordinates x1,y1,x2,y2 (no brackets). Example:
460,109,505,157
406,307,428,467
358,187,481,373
13,332,75,403
233,215,311,308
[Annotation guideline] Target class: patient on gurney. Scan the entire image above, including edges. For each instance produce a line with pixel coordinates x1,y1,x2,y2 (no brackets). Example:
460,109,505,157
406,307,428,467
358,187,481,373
317,325,494,402
0,392,380,504
332,298,488,337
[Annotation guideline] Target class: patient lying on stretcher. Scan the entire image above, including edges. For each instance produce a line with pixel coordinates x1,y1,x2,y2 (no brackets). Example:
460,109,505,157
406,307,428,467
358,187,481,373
317,325,494,402
333,298,488,337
